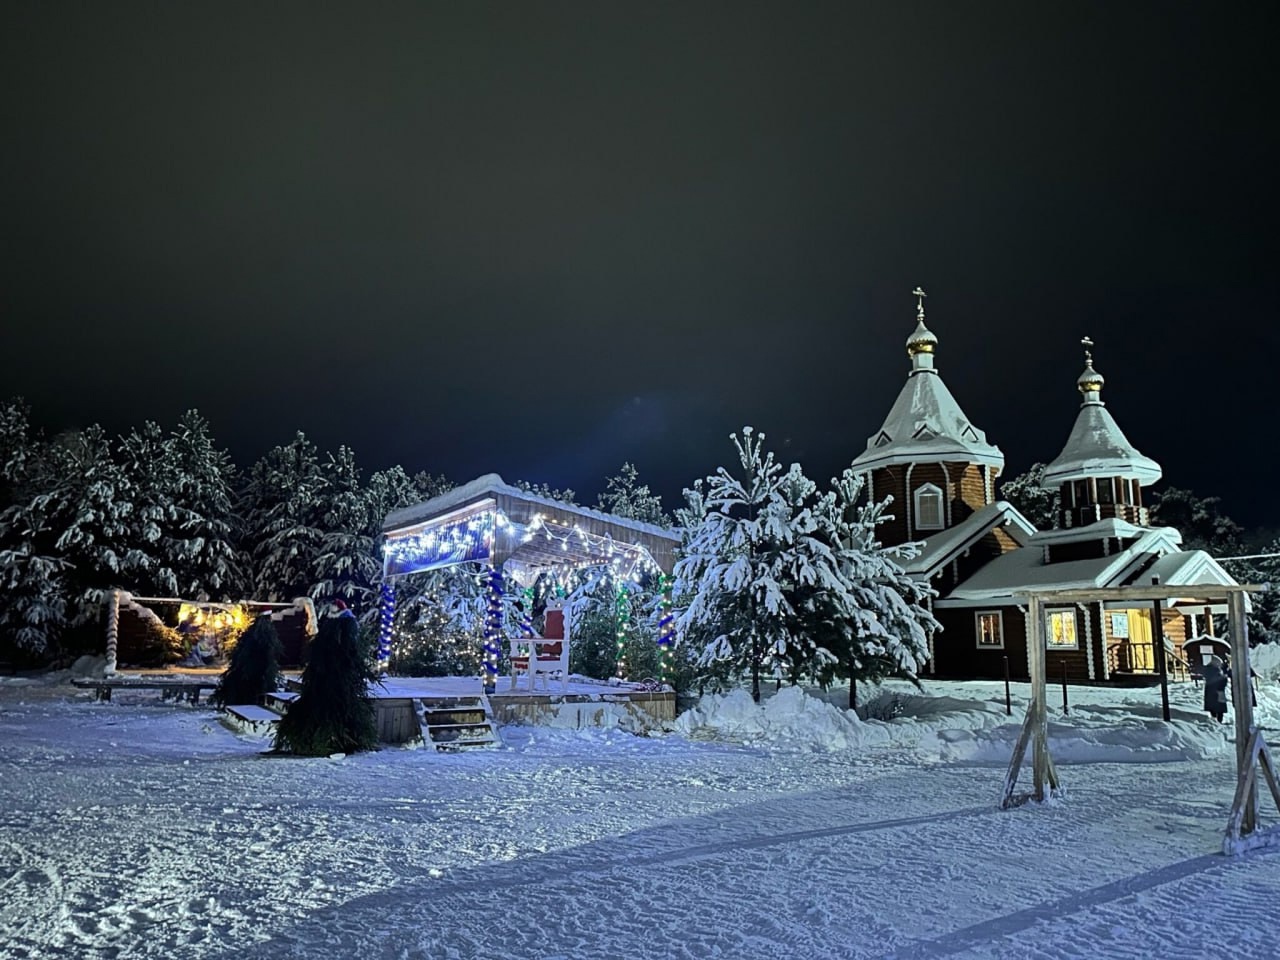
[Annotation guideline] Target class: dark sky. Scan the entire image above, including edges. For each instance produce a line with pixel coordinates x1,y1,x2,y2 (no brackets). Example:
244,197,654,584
2,2,1277,526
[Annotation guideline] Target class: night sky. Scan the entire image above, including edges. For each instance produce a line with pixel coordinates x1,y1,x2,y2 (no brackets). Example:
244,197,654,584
2,3,1277,526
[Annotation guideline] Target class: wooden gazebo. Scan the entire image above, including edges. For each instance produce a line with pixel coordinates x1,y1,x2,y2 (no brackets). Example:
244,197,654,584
380,474,680,691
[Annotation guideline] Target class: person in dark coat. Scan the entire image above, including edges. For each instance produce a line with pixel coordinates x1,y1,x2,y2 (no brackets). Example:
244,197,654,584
1202,655,1229,723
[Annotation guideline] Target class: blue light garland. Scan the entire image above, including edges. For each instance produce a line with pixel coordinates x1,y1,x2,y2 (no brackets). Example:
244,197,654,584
377,581,395,674
483,564,504,693
658,573,675,683
384,511,496,576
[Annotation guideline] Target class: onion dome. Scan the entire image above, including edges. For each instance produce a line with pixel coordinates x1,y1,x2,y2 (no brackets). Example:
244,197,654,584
1076,339,1106,400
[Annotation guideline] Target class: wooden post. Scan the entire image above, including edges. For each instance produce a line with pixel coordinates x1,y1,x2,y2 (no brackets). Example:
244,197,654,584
104,589,122,676
1152,577,1171,723
1002,594,1061,808
1028,595,1052,801
1228,589,1257,837
1061,659,1069,715
1003,656,1012,716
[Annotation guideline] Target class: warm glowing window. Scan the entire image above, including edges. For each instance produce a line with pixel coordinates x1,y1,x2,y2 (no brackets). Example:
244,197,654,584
976,611,1004,648
914,483,944,530
1046,609,1079,649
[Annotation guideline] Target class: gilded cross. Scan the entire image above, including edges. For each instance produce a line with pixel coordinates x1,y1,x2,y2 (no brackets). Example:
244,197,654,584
1081,335,1094,364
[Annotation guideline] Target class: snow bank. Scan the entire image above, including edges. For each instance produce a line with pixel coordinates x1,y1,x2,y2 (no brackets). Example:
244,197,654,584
676,687,893,751
1251,642,1280,681
675,683,1234,763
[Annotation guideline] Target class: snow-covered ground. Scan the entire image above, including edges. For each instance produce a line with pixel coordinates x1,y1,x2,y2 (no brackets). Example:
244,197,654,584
3,672,1280,959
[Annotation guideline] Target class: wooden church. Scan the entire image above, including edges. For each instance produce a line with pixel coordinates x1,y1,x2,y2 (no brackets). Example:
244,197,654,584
851,291,1237,682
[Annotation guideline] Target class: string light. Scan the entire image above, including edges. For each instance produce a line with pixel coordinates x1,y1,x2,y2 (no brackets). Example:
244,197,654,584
615,581,631,679
482,565,504,693
657,573,675,683
377,582,395,675
384,511,497,576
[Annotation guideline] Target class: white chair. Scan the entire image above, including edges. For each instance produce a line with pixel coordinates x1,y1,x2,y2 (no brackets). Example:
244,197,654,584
509,602,570,694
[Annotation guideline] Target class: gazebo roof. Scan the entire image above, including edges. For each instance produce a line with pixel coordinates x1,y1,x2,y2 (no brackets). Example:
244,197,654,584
382,473,680,581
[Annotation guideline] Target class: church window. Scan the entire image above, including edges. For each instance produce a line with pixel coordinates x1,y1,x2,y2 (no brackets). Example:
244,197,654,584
914,483,944,530
975,611,1004,648
1046,609,1079,649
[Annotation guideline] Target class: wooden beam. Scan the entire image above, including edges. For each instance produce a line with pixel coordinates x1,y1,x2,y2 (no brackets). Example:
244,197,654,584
1019,584,1265,605
1229,589,1257,837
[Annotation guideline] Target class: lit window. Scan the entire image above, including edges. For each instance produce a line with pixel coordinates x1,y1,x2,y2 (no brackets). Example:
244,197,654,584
1046,609,1079,649
914,483,944,530
976,611,1004,648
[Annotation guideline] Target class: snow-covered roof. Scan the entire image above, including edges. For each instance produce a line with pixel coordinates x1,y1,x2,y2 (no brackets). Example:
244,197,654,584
1041,359,1162,487
935,526,1203,608
1031,517,1153,546
901,501,1037,577
384,473,674,541
382,473,681,577
851,364,1004,473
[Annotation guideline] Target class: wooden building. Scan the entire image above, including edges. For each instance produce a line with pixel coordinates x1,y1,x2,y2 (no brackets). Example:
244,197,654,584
852,294,1238,683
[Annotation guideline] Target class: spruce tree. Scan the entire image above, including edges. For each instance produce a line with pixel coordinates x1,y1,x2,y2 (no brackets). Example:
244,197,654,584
674,428,803,702
213,614,283,708
999,462,1057,531
274,613,378,755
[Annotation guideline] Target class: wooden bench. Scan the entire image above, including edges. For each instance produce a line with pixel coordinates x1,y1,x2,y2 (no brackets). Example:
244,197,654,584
71,677,219,704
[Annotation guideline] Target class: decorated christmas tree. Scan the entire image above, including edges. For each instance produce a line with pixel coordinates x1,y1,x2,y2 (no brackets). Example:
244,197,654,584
273,610,377,755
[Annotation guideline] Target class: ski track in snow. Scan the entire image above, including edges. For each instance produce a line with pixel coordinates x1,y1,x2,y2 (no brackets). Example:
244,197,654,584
2,684,1279,959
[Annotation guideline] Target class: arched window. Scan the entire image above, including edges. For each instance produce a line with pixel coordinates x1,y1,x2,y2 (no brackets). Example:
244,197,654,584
914,483,944,530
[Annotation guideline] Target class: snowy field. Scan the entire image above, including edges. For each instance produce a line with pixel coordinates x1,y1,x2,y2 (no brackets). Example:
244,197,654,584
4,673,1280,959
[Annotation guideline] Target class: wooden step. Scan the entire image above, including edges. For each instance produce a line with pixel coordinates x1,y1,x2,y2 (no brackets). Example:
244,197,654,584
417,694,502,751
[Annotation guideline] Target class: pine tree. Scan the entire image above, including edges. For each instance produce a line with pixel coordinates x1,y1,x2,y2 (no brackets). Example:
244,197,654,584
1150,487,1248,556
117,421,182,596
596,462,671,526
212,613,283,708
165,411,243,601
674,428,803,702
815,469,938,701
32,425,134,627
242,433,327,601
514,480,577,504
310,445,372,612
274,613,377,755
1000,462,1057,531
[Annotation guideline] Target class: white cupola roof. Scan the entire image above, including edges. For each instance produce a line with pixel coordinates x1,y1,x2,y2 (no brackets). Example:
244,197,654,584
1042,338,1162,487
851,289,1004,473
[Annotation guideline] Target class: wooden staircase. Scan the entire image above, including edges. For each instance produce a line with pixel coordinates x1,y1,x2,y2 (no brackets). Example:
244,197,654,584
417,695,502,751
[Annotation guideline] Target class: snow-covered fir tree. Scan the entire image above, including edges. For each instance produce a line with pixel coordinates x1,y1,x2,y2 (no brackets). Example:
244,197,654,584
674,428,815,702
813,469,938,701
241,432,328,602
309,445,371,611
116,420,183,596
514,480,577,504
595,462,671,526
31,426,134,626
161,411,242,600
999,462,1057,531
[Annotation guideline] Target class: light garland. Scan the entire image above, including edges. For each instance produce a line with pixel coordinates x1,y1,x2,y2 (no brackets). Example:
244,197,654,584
384,511,497,576
482,565,504,693
615,581,631,679
657,573,675,683
377,582,395,675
